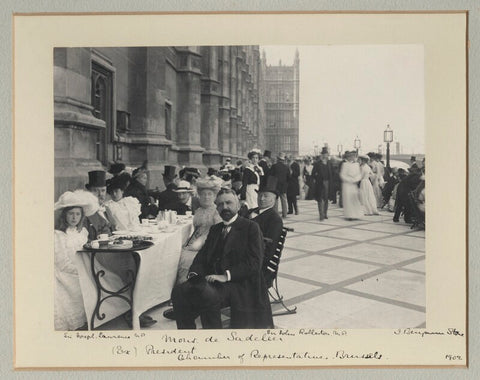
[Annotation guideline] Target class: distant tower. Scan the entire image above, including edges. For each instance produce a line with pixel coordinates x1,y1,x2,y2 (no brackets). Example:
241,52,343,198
263,49,300,157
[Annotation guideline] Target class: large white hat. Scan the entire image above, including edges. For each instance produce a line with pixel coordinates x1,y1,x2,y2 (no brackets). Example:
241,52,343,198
196,175,223,192
54,190,99,217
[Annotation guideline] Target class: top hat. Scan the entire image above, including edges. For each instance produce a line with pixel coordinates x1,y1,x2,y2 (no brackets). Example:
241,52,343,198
410,156,416,161
321,147,329,155
263,150,272,158
257,176,279,196
85,170,106,189
162,165,177,179
108,163,126,175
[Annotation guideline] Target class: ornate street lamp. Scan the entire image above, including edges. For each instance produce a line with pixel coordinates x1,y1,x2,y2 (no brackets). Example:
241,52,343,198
337,144,343,158
384,124,394,169
354,136,361,155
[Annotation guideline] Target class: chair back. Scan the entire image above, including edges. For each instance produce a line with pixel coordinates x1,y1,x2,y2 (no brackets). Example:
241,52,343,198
264,227,293,288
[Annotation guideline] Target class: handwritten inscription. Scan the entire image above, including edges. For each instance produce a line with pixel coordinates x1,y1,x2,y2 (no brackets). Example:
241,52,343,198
60,327,464,365
393,328,464,338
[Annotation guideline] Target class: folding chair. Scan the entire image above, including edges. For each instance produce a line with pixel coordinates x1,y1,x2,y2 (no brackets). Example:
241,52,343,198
264,226,297,316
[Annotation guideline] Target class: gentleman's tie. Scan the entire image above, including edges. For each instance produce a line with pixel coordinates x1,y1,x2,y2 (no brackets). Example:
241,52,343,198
221,224,229,240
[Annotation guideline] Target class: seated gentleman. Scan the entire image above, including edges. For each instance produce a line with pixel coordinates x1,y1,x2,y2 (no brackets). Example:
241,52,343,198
171,188,273,329
84,170,113,241
248,176,284,286
163,180,194,215
157,165,178,210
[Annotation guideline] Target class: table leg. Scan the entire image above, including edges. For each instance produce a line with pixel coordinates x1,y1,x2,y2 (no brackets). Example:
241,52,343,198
89,250,139,330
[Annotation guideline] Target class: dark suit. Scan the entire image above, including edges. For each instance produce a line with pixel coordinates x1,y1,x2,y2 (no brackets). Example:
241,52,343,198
84,211,112,241
171,216,273,329
312,160,333,220
251,207,283,287
287,161,300,214
157,183,178,211
269,161,290,217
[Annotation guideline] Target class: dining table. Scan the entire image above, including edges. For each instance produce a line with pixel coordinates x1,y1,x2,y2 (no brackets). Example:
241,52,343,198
75,218,194,330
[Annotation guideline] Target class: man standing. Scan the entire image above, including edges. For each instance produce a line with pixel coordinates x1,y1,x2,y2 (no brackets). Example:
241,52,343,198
171,188,273,329
258,150,272,187
158,165,178,210
249,176,284,286
84,170,113,240
269,152,290,218
287,157,300,215
312,147,333,221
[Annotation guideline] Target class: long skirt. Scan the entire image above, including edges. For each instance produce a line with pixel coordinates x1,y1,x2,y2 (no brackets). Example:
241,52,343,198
359,179,379,215
342,182,363,219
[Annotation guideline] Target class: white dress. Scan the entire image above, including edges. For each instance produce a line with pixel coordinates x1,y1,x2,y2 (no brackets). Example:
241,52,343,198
359,164,379,215
105,196,141,231
370,161,383,207
176,205,222,284
54,227,88,330
340,161,363,219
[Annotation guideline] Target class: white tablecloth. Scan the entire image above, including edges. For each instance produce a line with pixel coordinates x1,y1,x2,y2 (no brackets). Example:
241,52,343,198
75,222,193,329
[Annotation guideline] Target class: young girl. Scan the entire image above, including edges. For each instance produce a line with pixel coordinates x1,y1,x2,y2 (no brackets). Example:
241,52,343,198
54,190,98,330
105,176,141,231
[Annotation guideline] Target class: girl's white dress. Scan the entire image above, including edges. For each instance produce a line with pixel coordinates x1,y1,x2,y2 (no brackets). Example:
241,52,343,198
105,196,141,231
54,227,88,330
359,164,379,215
176,205,222,284
340,161,363,219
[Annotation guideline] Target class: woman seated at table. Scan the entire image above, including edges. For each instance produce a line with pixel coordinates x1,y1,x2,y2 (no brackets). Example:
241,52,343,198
176,175,223,283
124,167,159,219
54,189,99,330
105,176,141,231
163,175,223,321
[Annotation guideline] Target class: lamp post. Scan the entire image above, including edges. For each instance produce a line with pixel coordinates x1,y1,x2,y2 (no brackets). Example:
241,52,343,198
384,124,394,169
337,144,343,158
354,136,361,155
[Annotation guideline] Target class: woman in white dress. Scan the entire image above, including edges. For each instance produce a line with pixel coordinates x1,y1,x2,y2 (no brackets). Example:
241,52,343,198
241,148,264,209
358,155,379,215
105,176,141,231
54,190,99,330
176,175,223,284
339,151,363,220
368,153,384,208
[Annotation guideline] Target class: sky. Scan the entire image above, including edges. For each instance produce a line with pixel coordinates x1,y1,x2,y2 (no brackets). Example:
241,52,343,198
261,45,425,156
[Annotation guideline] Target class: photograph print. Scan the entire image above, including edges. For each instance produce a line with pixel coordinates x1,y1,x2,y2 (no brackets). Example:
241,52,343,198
53,44,425,332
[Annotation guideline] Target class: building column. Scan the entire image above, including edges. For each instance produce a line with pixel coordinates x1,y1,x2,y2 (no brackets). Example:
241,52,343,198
175,48,204,167
200,47,221,167
54,47,105,198
126,47,172,186
218,46,231,161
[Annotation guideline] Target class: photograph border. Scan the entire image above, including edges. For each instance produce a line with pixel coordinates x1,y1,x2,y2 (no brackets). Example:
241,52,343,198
7,2,475,377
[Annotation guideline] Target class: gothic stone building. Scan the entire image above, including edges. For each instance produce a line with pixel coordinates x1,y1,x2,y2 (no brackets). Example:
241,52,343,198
263,49,300,158
54,46,297,198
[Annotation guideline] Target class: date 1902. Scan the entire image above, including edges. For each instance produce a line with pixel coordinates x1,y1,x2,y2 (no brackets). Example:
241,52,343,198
445,354,462,361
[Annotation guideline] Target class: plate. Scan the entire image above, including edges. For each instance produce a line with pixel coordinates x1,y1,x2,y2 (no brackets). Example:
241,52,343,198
82,240,154,252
